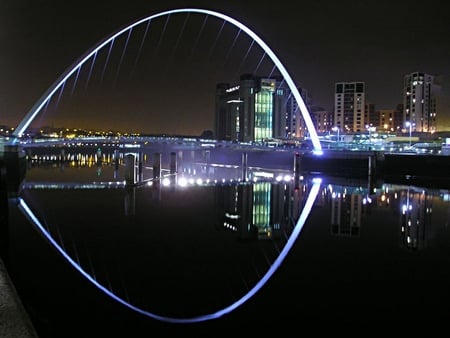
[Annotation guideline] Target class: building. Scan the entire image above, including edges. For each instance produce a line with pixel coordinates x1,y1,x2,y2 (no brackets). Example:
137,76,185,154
403,72,438,133
365,102,377,128
334,82,366,133
309,106,332,134
378,104,403,133
215,74,316,143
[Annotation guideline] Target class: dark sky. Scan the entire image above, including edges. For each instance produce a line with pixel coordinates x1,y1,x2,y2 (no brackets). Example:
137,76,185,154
1,0,449,135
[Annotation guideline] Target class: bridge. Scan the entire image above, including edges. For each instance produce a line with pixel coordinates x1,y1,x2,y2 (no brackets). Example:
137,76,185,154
0,8,332,327
2,8,450,328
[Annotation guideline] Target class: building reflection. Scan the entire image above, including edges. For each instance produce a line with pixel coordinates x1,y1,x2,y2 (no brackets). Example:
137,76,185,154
398,187,433,250
215,181,307,240
323,182,373,237
19,147,450,251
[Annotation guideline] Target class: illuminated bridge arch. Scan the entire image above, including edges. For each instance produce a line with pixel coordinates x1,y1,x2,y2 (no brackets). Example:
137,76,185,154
19,179,321,323
13,8,322,151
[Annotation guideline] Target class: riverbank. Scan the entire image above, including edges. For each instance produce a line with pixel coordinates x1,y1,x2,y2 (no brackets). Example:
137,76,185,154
0,258,39,338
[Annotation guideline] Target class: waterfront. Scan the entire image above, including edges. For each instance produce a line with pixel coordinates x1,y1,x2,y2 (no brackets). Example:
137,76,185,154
3,143,450,335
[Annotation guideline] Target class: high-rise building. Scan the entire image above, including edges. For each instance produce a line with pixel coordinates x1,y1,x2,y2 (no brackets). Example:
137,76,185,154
403,72,438,132
215,74,288,142
334,82,365,133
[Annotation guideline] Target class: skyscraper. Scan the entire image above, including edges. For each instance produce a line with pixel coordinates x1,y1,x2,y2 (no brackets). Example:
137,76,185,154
334,82,366,133
403,72,437,132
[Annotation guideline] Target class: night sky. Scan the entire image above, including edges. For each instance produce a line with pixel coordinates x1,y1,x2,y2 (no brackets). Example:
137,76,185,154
1,0,449,135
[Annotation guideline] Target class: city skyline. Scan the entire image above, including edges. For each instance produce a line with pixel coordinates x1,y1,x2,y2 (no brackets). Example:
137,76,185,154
1,0,449,135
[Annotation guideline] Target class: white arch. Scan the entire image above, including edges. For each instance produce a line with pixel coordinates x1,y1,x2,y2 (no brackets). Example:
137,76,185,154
13,8,322,152
18,178,321,323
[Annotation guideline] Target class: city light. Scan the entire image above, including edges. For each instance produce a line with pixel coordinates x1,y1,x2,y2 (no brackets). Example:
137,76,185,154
365,124,376,145
405,121,415,147
332,126,340,144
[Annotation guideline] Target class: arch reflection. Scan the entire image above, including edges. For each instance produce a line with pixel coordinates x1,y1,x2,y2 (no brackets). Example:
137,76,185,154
17,178,321,323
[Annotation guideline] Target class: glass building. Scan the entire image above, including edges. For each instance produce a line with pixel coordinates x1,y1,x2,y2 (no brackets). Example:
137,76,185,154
215,74,288,142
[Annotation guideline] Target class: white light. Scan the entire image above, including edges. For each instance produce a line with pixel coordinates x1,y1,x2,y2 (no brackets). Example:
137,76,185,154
254,171,274,178
162,178,171,186
178,177,188,187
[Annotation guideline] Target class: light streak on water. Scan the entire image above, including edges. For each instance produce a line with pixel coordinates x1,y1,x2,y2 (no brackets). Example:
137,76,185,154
17,178,320,324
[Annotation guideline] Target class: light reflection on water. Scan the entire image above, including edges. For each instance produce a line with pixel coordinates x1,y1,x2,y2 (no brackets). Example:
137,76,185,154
7,147,450,335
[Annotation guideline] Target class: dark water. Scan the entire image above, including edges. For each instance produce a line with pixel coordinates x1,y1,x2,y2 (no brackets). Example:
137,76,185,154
4,145,450,335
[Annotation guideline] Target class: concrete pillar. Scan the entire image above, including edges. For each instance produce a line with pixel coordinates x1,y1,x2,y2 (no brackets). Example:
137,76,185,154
124,153,135,186
294,152,301,174
113,149,119,179
204,150,210,163
153,152,161,180
96,147,102,165
170,151,177,174
241,152,248,182
177,150,183,173
293,152,301,189
138,151,143,182
60,148,65,162
124,186,136,216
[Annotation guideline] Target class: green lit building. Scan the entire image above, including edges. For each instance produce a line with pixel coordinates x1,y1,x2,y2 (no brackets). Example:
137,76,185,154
215,74,288,142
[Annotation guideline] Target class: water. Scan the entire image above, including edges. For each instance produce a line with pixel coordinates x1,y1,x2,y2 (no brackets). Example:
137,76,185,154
4,144,450,336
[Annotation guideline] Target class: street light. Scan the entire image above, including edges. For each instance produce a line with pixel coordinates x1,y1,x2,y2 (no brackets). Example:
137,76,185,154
405,121,414,147
332,126,340,146
365,124,376,147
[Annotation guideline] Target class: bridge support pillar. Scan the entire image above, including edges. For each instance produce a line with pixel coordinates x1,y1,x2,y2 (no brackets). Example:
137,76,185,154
114,149,119,179
170,152,177,174
138,151,144,182
294,152,301,189
124,186,136,216
241,152,248,182
153,152,161,180
124,154,136,186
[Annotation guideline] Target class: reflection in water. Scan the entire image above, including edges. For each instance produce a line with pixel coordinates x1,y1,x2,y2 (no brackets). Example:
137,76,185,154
399,187,433,250
215,182,306,240
17,176,321,323
13,146,450,331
